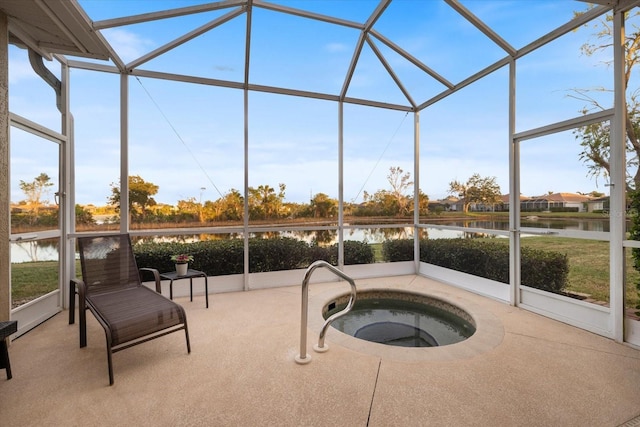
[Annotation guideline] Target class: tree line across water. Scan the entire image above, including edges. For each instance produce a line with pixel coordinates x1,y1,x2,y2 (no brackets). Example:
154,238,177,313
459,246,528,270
12,167,512,227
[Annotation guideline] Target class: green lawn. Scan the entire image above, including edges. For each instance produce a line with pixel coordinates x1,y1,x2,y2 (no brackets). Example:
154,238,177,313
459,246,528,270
520,237,638,307
371,243,383,261
11,260,60,307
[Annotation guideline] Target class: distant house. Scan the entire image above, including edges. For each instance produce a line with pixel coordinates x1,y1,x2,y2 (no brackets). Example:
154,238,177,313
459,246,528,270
430,192,606,213
585,196,609,213
499,194,529,212
429,196,459,212
521,192,593,212
445,197,500,212
465,193,606,213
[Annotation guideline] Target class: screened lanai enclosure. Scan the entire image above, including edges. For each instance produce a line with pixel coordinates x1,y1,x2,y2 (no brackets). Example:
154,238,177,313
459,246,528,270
1,0,640,348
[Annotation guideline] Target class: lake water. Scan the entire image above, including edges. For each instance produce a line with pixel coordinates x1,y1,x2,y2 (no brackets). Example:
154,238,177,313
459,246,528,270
11,239,60,264
9,217,616,264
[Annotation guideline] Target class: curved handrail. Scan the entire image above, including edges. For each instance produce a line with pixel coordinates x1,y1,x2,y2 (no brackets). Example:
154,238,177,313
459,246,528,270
295,260,357,364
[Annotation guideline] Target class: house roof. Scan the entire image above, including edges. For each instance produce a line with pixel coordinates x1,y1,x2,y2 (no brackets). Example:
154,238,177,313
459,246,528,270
500,194,532,203
539,192,592,202
519,192,595,203
0,0,112,60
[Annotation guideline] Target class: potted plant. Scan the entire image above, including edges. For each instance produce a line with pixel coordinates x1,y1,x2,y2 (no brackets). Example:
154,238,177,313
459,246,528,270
170,254,193,276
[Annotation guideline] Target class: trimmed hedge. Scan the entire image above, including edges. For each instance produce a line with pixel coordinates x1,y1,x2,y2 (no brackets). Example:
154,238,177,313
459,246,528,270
134,239,245,276
135,236,566,293
382,238,414,262
342,240,376,265
519,246,568,292
133,237,374,276
383,238,568,293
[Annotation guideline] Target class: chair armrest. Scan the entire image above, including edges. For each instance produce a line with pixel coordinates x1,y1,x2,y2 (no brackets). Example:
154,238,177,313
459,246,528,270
139,268,162,293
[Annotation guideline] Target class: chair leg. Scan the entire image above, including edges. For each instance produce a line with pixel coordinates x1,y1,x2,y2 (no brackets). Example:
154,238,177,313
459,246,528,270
68,281,76,325
106,341,114,386
185,326,191,354
0,340,12,380
79,307,87,348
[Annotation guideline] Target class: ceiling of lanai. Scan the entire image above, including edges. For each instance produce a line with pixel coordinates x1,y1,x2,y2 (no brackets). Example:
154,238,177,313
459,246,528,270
0,0,627,113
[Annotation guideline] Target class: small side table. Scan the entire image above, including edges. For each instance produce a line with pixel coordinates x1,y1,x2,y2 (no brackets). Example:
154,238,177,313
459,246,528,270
159,269,209,308
0,320,18,380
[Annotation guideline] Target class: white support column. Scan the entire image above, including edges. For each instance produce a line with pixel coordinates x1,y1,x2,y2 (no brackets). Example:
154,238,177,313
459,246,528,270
243,87,249,291
120,74,129,233
508,58,520,307
0,11,10,321
609,8,626,342
242,8,251,291
60,60,74,308
338,101,344,268
413,111,420,272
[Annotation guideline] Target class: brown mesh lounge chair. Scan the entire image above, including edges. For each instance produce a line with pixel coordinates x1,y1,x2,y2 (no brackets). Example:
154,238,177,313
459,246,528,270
69,233,190,385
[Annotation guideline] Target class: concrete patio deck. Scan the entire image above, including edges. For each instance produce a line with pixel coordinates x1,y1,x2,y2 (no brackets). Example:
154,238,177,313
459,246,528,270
1,275,639,426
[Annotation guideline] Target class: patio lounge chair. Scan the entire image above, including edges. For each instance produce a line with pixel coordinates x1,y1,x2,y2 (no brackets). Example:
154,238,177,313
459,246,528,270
69,233,190,385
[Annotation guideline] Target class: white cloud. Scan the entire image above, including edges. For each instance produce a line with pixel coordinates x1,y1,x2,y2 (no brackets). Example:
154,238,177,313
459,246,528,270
325,42,349,53
8,57,38,84
100,28,154,63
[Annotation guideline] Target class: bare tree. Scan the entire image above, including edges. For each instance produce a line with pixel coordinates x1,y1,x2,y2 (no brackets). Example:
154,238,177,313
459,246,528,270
571,8,640,190
387,166,413,216
19,172,54,219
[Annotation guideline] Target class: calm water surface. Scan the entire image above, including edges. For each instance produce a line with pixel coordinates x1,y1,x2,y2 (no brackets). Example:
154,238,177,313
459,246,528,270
10,218,615,263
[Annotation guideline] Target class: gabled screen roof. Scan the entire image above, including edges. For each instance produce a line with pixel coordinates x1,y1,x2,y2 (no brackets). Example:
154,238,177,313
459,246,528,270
1,0,624,111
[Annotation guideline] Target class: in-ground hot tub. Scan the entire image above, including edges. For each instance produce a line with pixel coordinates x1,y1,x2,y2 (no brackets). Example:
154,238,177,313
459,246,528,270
323,289,476,348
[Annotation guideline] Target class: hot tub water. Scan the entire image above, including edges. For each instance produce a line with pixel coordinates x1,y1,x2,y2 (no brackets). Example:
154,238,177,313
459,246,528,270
324,291,476,347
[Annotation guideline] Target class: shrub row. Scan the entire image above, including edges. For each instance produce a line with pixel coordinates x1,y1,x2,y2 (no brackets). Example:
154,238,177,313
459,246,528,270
383,238,568,293
133,237,375,276
627,188,640,314
135,236,568,294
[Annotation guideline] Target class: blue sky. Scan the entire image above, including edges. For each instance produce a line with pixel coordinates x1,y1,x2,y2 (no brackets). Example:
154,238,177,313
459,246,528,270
8,0,624,207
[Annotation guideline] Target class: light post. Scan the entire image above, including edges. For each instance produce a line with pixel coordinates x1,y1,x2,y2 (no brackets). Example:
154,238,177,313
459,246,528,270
199,187,206,223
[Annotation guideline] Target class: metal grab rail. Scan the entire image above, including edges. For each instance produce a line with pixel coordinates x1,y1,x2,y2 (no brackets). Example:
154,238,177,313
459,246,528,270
295,260,357,365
